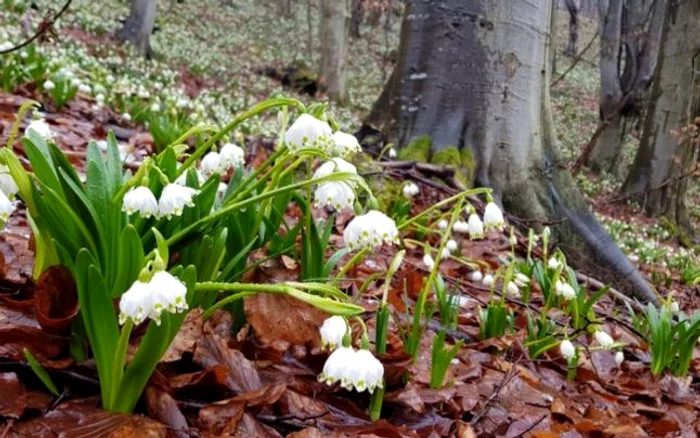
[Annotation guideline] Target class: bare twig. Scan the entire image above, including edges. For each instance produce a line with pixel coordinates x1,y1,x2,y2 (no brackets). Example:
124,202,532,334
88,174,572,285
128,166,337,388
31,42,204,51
471,360,520,425
551,31,598,87
0,0,73,55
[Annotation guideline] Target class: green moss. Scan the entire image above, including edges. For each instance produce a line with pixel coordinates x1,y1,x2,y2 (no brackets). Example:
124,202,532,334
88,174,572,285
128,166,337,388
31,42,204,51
398,135,431,162
431,146,476,188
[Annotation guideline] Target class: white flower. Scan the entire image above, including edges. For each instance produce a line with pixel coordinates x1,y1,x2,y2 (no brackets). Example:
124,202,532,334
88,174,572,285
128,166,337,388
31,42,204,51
313,158,357,182
482,274,494,287
542,226,551,241
467,213,484,239
70,78,81,88
506,281,520,298
118,280,151,325
343,210,399,250
446,239,458,253
78,83,91,94
437,219,448,230
217,182,228,201
388,148,397,158
314,181,355,211
319,316,347,350
26,119,54,141
150,102,161,112
284,114,333,152
123,186,159,218
200,151,221,177
158,183,199,218
0,191,15,222
669,300,680,314
548,257,562,270
441,248,451,258
330,131,361,157
468,271,483,282
555,280,576,300
218,143,245,170
594,330,614,349
402,182,420,198
43,80,55,91
319,347,383,393
513,273,530,288
560,340,576,360
147,271,188,324
614,351,624,365
453,220,469,233
96,93,105,104
0,165,18,199
122,112,132,122
483,202,505,230
423,253,435,269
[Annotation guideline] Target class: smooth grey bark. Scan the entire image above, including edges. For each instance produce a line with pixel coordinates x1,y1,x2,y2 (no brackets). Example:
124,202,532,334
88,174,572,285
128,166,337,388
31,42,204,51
319,0,351,104
586,0,667,174
623,0,700,243
363,0,657,303
116,0,157,58
564,0,580,56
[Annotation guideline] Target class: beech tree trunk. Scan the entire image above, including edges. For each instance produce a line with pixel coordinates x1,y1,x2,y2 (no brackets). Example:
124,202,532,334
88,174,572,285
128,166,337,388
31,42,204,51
117,0,157,58
363,0,657,303
586,0,667,174
319,0,351,104
623,0,700,243
564,0,580,56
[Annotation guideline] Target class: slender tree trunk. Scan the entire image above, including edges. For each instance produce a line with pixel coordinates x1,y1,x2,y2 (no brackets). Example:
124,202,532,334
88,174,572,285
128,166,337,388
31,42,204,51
116,0,157,58
351,0,363,39
564,0,580,56
319,0,351,104
586,0,667,174
623,0,700,244
363,0,656,303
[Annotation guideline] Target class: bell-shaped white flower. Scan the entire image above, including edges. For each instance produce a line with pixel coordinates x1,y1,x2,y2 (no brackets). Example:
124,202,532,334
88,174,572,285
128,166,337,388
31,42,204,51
668,300,680,314
313,158,357,183
158,183,199,218
0,191,16,222
147,271,188,324
483,202,505,230
402,182,420,198
548,257,562,270
314,181,355,211
318,346,354,387
437,219,448,230
319,316,348,350
423,253,435,270
43,80,55,91
330,131,361,157
78,83,91,94
468,271,483,282
467,213,484,239
118,280,151,325
506,281,520,298
350,349,384,393
200,151,221,177
343,210,399,251
123,186,159,218
560,340,576,360
453,220,469,234
0,165,18,199
218,143,245,170
614,351,624,365
555,280,576,300
441,247,451,258
388,148,397,158
446,239,458,253
284,114,333,152
482,274,494,287
594,330,614,349
513,273,530,288
25,119,54,141
150,102,161,112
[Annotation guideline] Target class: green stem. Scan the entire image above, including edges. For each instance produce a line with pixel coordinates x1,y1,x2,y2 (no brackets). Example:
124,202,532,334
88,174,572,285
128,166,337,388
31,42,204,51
369,386,385,422
333,247,368,286
108,319,133,410
397,188,490,231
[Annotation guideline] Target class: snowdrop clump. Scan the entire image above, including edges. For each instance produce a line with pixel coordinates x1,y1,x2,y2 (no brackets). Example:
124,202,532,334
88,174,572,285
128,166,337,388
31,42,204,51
119,270,188,326
319,346,384,393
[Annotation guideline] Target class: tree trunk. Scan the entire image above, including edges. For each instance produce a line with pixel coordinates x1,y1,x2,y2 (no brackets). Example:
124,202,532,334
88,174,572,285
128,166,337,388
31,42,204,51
586,0,667,174
116,0,157,58
564,0,580,56
363,0,657,303
319,0,351,104
351,0,363,39
622,0,700,243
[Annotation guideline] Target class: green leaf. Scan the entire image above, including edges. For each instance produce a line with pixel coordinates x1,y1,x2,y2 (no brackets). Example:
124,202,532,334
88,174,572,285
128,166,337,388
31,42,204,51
112,225,145,298
23,348,60,397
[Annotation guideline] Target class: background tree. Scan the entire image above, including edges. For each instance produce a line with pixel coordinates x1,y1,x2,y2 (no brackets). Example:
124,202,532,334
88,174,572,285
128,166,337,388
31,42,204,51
622,0,700,245
361,0,656,302
584,0,667,174
319,0,351,104
351,0,364,39
117,0,157,58
564,0,581,56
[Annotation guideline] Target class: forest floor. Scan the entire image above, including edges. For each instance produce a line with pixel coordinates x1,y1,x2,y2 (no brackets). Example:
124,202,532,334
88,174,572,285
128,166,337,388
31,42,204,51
0,1,698,437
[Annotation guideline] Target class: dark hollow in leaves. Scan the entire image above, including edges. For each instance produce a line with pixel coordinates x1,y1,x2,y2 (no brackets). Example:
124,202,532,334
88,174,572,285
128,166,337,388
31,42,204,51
34,265,79,336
